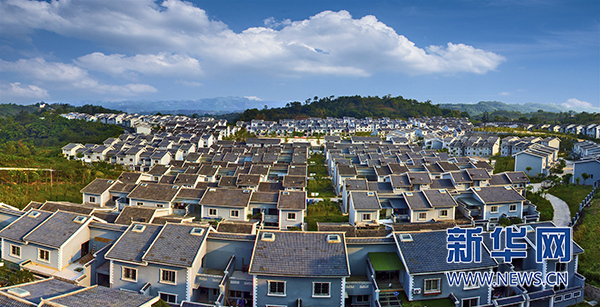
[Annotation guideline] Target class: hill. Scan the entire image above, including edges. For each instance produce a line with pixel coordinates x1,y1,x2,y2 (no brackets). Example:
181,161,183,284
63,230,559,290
0,102,122,117
439,101,567,116
236,95,467,121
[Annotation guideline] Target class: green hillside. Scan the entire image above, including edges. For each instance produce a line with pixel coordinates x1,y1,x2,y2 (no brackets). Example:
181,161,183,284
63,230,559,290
236,95,468,121
439,101,567,116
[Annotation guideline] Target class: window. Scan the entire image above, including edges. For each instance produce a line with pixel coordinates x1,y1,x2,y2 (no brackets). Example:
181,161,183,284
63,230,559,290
556,262,567,272
122,267,137,282
209,208,217,216
555,296,563,303
356,295,369,302
418,212,427,220
574,291,581,298
464,279,479,290
89,196,96,203
159,293,177,304
362,213,371,221
287,212,296,220
137,202,143,206
440,209,448,217
424,278,441,294
38,248,50,262
463,298,479,307
160,269,176,284
491,206,498,213
564,293,572,300
268,281,286,296
313,282,330,297
156,204,164,208
10,245,21,258
509,204,517,212
230,210,240,218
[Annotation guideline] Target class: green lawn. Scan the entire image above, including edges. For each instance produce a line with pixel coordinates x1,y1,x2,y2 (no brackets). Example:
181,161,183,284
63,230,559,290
308,153,328,177
492,156,515,173
526,191,553,221
548,184,594,217
305,200,348,231
574,193,600,287
307,178,336,199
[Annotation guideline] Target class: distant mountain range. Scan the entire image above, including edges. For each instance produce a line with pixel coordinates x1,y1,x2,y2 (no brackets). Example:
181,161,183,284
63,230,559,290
79,97,286,114
438,101,569,116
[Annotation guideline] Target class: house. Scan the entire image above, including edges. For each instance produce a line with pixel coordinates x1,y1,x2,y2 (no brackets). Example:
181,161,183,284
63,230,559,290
572,156,600,185
277,190,307,230
458,186,526,229
0,278,159,307
514,145,557,177
127,182,181,210
105,223,212,304
80,178,118,207
62,143,84,159
249,231,350,307
348,191,381,226
0,210,97,286
199,188,252,221
394,230,497,307
403,190,456,223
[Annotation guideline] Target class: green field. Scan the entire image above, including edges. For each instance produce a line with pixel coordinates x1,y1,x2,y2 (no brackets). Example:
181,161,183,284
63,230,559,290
305,200,348,231
492,156,515,173
574,192,600,287
526,191,553,221
548,184,594,217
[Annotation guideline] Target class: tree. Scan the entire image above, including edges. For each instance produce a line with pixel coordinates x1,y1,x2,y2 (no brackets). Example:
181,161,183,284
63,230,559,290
575,177,581,185
525,166,532,176
562,173,573,185
581,173,590,185
482,111,490,123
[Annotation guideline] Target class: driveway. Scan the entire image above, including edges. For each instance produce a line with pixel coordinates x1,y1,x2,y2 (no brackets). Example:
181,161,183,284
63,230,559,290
529,183,571,227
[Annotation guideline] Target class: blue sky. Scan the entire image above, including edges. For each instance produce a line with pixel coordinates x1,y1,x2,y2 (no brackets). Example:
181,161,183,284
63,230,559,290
0,0,598,111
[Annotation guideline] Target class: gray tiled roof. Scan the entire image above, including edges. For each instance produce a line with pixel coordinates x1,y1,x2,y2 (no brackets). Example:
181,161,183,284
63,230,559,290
216,220,256,234
350,191,381,210
144,224,210,267
404,191,431,210
430,179,455,189
81,179,117,195
45,285,158,307
109,182,137,194
406,172,432,184
251,192,279,204
277,191,306,210
249,231,350,277
395,231,497,274
0,210,52,243
0,278,82,304
128,183,180,202
117,172,142,184
490,173,512,185
345,179,368,191
208,232,256,241
105,223,162,263
24,211,90,248
0,294,35,307
114,206,157,225
473,186,525,204
423,189,457,208
282,175,307,188
176,188,206,200
39,201,97,215
258,182,284,192
200,188,252,208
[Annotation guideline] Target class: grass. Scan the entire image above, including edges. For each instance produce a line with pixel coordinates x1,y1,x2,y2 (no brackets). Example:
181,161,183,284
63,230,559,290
308,153,328,177
526,191,553,221
0,182,86,209
574,193,600,287
305,200,348,231
491,156,515,173
548,184,594,217
307,178,336,199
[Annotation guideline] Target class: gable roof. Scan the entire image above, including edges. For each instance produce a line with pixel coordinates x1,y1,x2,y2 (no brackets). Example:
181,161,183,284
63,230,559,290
44,285,159,307
277,191,306,210
105,223,162,264
249,231,350,277
0,210,52,243
350,191,381,210
472,186,525,204
143,223,210,267
199,188,252,208
23,211,91,248
114,206,157,225
128,183,180,202
395,230,497,274
80,179,117,195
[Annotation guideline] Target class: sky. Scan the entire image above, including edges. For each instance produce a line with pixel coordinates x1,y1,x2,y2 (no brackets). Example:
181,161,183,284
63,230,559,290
0,0,598,111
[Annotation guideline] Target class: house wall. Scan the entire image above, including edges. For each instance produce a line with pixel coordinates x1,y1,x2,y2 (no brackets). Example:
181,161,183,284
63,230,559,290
204,238,254,271
254,275,344,307
61,226,90,267
2,239,59,269
202,205,248,221
482,201,523,221
410,208,455,223
129,198,172,209
112,261,189,305
410,270,491,305
515,154,544,176
278,209,304,230
572,160,600,185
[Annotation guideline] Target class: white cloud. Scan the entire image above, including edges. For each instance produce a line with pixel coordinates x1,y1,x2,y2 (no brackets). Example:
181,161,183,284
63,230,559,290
177,80,204,87
0,82,49,101
75,52,202,77
0,1,506,77
244,96,263,101
499,92,510,96
0,57,157,96
562,98,593,109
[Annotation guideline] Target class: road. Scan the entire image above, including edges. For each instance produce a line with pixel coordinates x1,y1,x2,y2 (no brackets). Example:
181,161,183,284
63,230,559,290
530,183,571,227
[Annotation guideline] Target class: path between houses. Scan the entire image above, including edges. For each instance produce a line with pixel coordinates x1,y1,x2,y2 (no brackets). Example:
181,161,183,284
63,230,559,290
530,183,571,227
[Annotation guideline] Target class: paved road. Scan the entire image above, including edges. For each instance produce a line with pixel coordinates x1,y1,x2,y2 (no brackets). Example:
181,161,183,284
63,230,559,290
530,183,571,227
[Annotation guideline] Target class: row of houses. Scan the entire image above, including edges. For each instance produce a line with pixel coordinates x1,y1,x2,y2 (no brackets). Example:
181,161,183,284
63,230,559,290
481,122,599,139
0,203,584,307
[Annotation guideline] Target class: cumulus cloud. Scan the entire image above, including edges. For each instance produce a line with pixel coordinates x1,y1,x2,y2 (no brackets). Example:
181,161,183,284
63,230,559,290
562,98,594,109
0,82,49,100
75,52,202,77
0,1,505,77
0,57,157,95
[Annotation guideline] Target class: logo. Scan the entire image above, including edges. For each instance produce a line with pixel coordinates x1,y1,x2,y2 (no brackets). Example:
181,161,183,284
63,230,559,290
445,226,572,288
